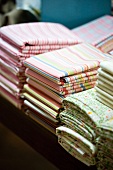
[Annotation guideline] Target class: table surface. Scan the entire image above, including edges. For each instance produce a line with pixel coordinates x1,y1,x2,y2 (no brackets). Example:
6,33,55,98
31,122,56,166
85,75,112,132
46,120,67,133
0,96,97,170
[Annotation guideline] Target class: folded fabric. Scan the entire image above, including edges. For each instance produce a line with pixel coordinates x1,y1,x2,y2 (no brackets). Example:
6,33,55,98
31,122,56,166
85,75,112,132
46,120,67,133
1,67,26,87
27,77,96,96
25,108,56,135
56,126,97,166
26,78,64,104
1,75,23,98
95,86,113,101
96,35,113,53
96,93,113,109
96,137,113,154
60,109,96,142
24,100,59,126
100,60,113,75
98,68,113,81
0,22,82,48
97,76,113,87
96,118,113,140
23,92,59,119
95,118,113,170
1,86,23,109
24,43,110,84
72,15,113,49
96,79,112,91
95,81,112,96
1,57,25,76
25,68,97,92
23,84,62,112
62,88,113,128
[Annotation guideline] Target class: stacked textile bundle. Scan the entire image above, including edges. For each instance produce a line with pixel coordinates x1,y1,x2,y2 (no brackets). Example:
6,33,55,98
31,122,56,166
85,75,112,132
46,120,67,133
95,61,113,109
96,118,113,170
23,43,111,133
72,15,113,54
56,88,113,166
0,22,81,109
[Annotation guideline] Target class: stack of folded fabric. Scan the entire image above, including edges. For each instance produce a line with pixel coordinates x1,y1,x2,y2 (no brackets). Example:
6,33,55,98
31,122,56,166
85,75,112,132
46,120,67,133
0,22,82,109
23,43,112,133
56,88,113,166
96,118,113,170
95,61,113,109
72,15,113,54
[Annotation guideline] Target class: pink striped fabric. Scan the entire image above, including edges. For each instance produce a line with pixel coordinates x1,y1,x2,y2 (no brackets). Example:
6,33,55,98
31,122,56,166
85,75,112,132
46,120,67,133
1,86,23,109
1,66,25,87
1,22,82,49
24,43,111,84
25,69,97,95
1,75,23,98
72,15,113,47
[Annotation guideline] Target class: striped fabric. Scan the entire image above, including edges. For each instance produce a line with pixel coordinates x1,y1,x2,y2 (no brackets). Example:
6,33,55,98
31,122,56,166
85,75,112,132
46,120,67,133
0,22,82,49
24,43,111,84
1,86,23,109
23,84,62,112
72,15,113,53
0,22,82,109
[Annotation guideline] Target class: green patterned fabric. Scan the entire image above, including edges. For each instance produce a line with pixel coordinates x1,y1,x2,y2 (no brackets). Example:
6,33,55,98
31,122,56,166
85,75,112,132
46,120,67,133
56,126,97,166
62,88,113,127
96,119,113,170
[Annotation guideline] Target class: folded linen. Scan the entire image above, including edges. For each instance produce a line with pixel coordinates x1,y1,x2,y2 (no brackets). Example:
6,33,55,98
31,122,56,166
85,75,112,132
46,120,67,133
96,79,112,91
24,43,110,84
1,58,25,76
59,109,96,141
72,15,113,52
1,86,23,109
100,60,113,75
1,67,25,87
95,86,113,101
1,75,23,98
95,118,113,170
0,22,82,48
25,67,98,86
98,68,113,81
56,126,97,166
23,84,62,112
25,108,56,135
24,100,59,126
96,96,113,110
95,81,112,96
26,78,64,104
96,118,113,140
97,76,113,87
23,92,59,119
62,88,113,129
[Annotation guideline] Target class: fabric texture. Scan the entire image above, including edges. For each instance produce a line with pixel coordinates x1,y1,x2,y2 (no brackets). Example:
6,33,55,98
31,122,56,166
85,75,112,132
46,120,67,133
72,15,113,53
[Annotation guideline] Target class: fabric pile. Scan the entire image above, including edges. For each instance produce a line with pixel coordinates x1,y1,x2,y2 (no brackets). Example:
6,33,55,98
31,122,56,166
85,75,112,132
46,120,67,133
96,118,113,170
23,42,111,134
56,88,113,166
72,15,113,54
0,22,81,109
95,61,113,109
